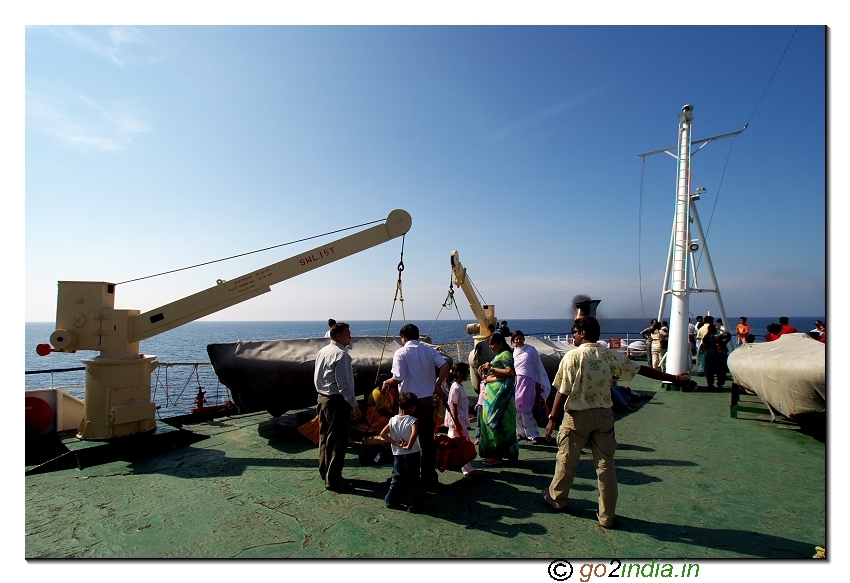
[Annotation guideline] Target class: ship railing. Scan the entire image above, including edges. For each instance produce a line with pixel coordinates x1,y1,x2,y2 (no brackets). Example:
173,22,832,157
24,366,86,390
152,362,232,411
435,333,650,361
25,362,232,417
539,332,649,359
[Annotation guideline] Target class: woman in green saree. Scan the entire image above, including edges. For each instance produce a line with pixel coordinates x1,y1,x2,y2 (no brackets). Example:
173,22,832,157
477,333,519,465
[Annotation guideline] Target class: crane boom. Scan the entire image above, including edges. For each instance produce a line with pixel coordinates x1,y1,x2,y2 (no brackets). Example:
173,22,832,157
49,209,411,355
130,209,412,343
450,250,496,342
44,209,412,440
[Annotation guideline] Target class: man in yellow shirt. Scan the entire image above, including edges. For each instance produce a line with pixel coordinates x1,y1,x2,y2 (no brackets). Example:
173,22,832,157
542,317,692,527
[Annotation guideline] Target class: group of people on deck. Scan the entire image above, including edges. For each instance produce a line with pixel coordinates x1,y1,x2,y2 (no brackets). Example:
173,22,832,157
313,315,693,527
472,327,554,468
764,317,825,343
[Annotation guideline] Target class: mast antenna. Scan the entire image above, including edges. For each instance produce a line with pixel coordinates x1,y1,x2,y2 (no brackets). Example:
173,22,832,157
637,105,745,375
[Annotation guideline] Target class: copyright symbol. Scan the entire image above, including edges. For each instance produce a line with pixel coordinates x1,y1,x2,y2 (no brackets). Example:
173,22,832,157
548,560,573,581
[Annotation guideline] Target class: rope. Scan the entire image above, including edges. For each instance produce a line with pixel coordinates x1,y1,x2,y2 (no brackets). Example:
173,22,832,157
696,137,738,272
696,25,797,272
746,26,798,128
116,217,386,285
374,235,406,388
427,274,466,337
469,274,488,308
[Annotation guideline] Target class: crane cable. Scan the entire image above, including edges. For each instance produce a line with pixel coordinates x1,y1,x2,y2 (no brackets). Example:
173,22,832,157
696,25,798,271
374,235,406,388
636,26,798,316
427,273,466,338
115,217,387,285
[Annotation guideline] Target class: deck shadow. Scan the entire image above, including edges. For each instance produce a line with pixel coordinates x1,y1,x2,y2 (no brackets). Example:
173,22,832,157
516,449,691,486
615,458,698,468
552,499,817,558
434,473,550,538
516,456,669,487
127,446,317,478
608,514,817,559
617,443,656,452
733,414,826,444
797,422,826,443
531,441,658,454
26,427,210,475
256,416,321,455
342,470,549,539
573,463,665,486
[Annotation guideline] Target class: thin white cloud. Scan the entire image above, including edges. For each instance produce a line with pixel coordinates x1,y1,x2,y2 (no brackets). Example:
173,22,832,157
26,84,151,152
47,26,161,67
492,85,608,141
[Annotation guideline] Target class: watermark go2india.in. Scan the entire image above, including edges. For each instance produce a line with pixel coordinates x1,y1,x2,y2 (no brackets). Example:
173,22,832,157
548,559,700,581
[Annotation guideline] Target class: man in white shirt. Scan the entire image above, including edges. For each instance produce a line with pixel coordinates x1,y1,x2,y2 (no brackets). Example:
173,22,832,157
314,322,361,491
382,324,449,488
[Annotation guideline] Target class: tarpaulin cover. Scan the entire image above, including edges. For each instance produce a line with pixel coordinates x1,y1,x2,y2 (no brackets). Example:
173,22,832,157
727,333,825,419
207,336,451,417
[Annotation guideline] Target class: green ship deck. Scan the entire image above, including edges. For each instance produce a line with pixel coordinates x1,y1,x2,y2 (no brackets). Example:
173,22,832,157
24,374,826,562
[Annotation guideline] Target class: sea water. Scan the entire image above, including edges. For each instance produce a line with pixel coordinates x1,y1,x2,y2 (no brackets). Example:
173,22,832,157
25,316,824,415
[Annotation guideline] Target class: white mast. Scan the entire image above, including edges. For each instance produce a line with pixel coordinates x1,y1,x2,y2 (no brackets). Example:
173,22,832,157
639,105,746,375
664,105,694,375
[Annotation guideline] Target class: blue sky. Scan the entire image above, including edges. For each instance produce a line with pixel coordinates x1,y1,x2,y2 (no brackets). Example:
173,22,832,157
21,23,828,325
5,4,842,579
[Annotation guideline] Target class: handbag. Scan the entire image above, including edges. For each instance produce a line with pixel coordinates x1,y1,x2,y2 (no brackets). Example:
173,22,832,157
297,415,321,445
532,392,551,427
434,434,477,472
433,400,477,472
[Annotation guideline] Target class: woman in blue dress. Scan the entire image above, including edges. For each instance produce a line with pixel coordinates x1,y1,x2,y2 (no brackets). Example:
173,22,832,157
477,333,519,465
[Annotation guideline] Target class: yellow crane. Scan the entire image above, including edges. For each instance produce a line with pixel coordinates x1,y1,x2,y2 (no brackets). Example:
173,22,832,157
42,210,412,439
449,250,498,343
